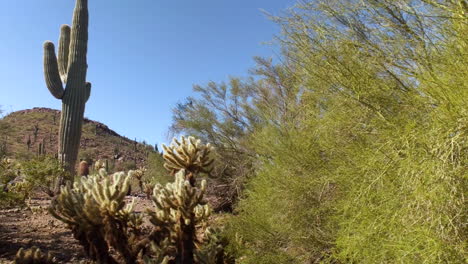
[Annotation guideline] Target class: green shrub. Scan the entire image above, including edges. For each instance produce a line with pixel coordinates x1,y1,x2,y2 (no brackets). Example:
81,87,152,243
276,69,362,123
0,158,24,208
146,152,172,185
221,1,467,263
226,121,337,263
115,160,137,172
20,156,67,197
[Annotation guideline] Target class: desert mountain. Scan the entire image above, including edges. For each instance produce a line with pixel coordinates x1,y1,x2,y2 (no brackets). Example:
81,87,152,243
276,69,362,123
0,107,156,170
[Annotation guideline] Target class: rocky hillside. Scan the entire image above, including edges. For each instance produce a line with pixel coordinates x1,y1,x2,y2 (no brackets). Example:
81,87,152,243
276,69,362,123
0,107,156,170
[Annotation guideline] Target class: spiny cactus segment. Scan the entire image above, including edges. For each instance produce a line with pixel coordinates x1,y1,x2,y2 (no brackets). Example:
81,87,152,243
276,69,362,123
94,159,108,172
151,170,209,225
195,227,228,264
14,247,57,264
49,169,141,263
148,169,211,263
129,167,147,192
162,136,215,183
146,137,216,263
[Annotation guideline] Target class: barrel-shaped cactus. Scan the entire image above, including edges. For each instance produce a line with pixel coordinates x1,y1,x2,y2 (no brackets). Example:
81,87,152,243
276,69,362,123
43,0,91,183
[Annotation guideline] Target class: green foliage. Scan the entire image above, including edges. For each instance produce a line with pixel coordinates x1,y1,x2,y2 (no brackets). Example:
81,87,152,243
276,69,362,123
174,1,467,263
0,108,11,158
226,117,337,263
146,152,172,185
20,156,67,197
116,160,137,172
0,190,24,208
0,158,19,186
0,158,29,208
78,148,99,164
277,1,467,262
171,78,261,209
0,158,25,207
142,152,172,198
171,59,300,210
0,156,66,207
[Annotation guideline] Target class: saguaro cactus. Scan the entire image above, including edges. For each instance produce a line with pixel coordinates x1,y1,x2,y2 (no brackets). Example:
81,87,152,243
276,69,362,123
43,0,91,182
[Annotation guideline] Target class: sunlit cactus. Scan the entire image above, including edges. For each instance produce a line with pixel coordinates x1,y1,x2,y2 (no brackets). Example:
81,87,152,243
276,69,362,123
147,136,217,263
49,169,142,263
148,169,211,263
151,170,209,224
195,227,227,264
144,181,155,199
94,159,107,172
43,0,91,185
130,167,147,192
14,247,57,264
162,136,215,184
49,136,223,263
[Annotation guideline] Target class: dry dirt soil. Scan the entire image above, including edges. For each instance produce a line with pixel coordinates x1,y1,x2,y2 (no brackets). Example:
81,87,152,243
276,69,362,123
0,195,153,264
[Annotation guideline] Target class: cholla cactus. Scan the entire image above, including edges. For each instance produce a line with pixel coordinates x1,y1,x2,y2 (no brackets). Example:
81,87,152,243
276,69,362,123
148,169,210,263
94,159,107,172
49,169,142,263
0,158,20,184
49,136,223,263
130,167,147,192
146,136,217,263
143,181,155,199
9,180,34,202
95,159,110,174
162,136,214,182
195,227,227,264
14,247,57,264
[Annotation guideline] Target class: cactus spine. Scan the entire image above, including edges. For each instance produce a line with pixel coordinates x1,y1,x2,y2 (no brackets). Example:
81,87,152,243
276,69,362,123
43,0,91,182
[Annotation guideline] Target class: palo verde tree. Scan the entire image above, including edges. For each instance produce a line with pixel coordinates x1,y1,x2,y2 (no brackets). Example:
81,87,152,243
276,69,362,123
226,0,467,263
171,57,301,211
43,0,91,187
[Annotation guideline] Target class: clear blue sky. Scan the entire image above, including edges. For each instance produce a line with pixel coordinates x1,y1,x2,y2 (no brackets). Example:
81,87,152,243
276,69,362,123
0,0,295,146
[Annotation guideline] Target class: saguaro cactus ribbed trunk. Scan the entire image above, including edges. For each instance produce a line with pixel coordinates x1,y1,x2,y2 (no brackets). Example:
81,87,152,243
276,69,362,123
43,0,91,186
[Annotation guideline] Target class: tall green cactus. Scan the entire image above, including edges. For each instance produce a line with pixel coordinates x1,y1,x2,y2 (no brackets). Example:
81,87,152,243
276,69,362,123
43,0,91,182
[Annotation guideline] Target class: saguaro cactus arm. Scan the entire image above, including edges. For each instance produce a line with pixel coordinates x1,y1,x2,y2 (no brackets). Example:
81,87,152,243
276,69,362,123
43,42,64,99
67,0,88,78
58,25,71,83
